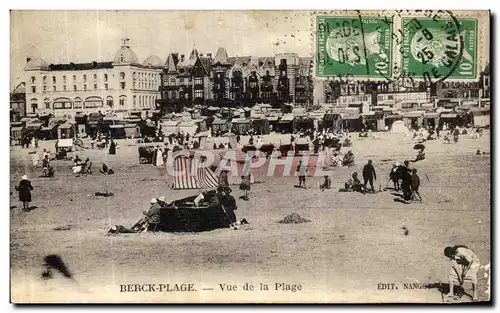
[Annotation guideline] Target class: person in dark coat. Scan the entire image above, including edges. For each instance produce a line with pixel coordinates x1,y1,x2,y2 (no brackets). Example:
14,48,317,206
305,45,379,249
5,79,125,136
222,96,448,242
400,160,412,201
239,174,251,200
362,160,377,193
411,168,422,202
16,175,33,211
108,139,116,155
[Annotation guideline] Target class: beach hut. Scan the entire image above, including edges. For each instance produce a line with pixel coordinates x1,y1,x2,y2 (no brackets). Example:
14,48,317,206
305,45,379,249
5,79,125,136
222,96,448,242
212,118,231,134
390,120,409,133
277,114,295,133
231,118,252,135
58,121,77,139
470,108,490,127
161,120,180,134
178,120,198,136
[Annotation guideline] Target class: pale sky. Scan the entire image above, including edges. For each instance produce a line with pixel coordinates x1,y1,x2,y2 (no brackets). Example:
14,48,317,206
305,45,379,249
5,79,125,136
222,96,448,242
10,10,311,89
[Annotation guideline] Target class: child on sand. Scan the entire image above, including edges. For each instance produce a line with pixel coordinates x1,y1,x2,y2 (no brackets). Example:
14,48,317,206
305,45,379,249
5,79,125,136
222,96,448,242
411,169,422,202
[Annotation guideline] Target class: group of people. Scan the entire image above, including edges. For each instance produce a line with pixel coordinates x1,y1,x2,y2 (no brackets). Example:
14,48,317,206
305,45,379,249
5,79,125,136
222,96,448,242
72,155,92,176
389,161,422,202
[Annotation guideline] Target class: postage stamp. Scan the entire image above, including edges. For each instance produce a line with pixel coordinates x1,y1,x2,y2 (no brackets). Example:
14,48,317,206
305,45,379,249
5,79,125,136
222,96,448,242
402,15,477,82
316,14,394,79
9,10,491,304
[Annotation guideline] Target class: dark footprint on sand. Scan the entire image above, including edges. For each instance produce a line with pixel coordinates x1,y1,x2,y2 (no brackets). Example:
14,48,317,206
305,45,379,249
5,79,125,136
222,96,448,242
293,185,307,189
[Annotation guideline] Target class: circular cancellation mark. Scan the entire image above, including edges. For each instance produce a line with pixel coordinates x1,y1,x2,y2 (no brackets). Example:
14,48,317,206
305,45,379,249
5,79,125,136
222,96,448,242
378,10,464,84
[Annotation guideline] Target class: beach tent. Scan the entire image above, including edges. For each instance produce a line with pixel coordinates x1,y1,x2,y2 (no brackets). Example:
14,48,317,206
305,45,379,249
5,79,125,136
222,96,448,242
173,156,219,190
390,120,409,133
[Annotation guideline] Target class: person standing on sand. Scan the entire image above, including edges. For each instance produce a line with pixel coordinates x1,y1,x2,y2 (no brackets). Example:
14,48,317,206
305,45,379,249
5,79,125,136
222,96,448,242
400,160,412,201
297,160,307,188
444,245,480,301
362,160,377,193
156,148,165,168
108,139,116,155
16,175,34,212
411,168,422,202
239,173,251,201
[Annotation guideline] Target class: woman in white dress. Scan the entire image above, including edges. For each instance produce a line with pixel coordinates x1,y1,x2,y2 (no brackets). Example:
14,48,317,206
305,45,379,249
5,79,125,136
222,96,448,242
156,148,165,168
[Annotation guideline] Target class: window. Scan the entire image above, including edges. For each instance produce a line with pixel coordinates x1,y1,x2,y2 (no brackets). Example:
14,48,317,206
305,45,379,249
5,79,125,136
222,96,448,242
93,74,97,81
120,72,125,80
44,99,50,109
133,95,137,106
53,86,57,92
170,78,176,85
43,86,47,92
195,90,203,98
73,75,76,82
63,85,67,91
63,76,67,84
105,84,108,90
106,96,113,107
83,85,87,91
194,77,202,85
31,86,36,93
43,76,47,84
184,93,189,99
94,84,97,90
388,95,394,100
73,85,77,91
83,75,87,82
53,76,56,84
31,77,36,84
104,74,108,82
120,82,126,90
119,95,127,106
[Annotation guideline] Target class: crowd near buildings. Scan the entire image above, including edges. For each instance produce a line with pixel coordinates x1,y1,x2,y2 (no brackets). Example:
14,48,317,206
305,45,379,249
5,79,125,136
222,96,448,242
10,38,490,144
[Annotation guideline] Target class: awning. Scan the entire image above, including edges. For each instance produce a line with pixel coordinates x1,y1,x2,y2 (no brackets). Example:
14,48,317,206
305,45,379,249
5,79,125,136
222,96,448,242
403,112,424,118
25,123,43,129
280,115,294,122
440,113,458,118
231,118,250,124
103,116,122,122
11,126,24,132
424,112,439,118
293,112,307,118
212,119,227,125
207,106,219,111
10,122,24,127
323,113,340,121
109,124,125,129
162,121,180,126
260,103,272,108
243,107,252,112
145,122,156,128
41,125,56,131
341,113,360,120
214,113,222,118
20,117,31,123
385,114,402,119
59,123,74,129
124,123,138,128
124,118,141,123
361,112,376,117
266,116,279,122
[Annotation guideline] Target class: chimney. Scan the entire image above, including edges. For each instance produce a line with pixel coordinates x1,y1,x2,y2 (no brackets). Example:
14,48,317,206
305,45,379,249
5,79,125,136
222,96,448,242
207,53,212,59
26,57,31,63
181,54,185,62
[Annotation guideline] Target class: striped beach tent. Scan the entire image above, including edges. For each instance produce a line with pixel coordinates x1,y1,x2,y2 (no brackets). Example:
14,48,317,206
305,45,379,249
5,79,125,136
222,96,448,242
173,156,219,190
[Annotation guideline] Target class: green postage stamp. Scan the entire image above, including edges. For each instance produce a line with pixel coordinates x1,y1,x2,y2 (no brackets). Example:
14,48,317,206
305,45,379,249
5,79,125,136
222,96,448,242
402,17,478,81
315,11,487,82
316,15,394,79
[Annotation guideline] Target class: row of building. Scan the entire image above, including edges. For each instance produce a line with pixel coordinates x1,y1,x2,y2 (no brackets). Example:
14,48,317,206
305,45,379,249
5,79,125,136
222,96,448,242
10,38,490,124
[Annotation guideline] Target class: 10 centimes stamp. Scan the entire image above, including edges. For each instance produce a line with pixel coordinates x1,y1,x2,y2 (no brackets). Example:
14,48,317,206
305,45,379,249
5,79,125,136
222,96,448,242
401,11,466,83
316,13,393,79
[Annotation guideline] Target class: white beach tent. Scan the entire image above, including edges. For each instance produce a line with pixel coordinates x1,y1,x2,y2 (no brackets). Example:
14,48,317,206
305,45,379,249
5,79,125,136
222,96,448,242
390,120,409,133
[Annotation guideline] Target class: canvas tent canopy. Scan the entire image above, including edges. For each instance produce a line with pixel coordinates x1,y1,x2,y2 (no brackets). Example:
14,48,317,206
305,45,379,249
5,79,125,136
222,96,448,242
173,156,219,190
390,120,409,133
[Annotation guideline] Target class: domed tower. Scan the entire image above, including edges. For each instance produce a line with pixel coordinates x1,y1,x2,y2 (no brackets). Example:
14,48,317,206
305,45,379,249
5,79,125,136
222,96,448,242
113,38,139,65
142,55,163,68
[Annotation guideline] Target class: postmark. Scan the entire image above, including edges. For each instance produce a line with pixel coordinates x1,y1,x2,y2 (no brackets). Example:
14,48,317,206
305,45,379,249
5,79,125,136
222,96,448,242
316,14,393,79
401,12,465,83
